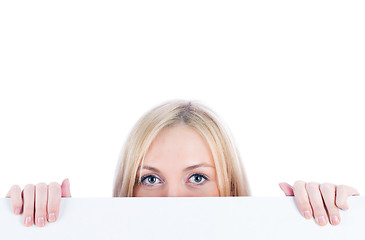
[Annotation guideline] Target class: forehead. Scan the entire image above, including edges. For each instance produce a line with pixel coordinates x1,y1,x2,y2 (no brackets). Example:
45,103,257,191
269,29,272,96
143,124,214,168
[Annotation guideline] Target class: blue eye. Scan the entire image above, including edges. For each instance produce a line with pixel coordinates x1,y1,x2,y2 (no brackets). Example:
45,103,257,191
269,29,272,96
140,175,162,186
188,174,208,184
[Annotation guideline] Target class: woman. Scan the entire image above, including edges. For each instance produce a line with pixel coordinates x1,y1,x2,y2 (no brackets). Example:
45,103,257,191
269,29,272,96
6,100,360,227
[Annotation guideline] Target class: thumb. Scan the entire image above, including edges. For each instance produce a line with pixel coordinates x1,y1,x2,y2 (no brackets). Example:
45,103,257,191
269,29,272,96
279,182,294,196
61,178,72,197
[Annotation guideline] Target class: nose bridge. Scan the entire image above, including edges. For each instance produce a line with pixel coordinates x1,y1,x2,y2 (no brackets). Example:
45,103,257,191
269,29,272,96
166,181,185,197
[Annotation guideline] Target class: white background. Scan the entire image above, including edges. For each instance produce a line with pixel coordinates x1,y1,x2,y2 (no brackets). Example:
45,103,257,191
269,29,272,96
0,1,364,198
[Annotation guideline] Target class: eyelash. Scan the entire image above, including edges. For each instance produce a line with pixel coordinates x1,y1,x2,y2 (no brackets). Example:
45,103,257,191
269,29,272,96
139,173,209,186
139,175,163,187
188,173,209,184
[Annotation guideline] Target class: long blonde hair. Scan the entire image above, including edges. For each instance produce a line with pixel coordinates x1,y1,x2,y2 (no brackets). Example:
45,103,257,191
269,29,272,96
112,100,250,197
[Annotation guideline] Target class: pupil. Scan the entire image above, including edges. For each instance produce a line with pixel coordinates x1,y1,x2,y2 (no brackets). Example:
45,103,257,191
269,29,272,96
149,177,156,183
195,175,202,182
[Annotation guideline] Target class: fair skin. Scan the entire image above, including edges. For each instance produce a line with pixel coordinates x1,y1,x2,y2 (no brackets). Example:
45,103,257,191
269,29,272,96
6,124,360,227
133,124,220,197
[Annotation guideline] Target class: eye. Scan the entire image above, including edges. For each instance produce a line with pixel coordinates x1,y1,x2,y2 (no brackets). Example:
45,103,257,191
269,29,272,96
140,175,162,186
188,173,208,184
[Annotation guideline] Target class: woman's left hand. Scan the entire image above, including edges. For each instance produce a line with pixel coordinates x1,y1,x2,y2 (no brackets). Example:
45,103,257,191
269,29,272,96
279,181,359,226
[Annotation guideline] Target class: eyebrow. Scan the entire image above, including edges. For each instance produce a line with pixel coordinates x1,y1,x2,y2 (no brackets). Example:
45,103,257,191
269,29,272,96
137,163,215,174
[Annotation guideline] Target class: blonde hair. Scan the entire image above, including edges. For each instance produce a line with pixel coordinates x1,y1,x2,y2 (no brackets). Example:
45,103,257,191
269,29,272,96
112,100,251,197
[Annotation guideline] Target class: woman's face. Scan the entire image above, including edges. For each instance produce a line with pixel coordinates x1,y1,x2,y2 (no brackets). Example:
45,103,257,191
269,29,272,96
133,124,220,197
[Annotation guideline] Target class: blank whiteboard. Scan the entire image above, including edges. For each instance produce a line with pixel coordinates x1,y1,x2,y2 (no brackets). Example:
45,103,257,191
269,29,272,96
1,197,364,239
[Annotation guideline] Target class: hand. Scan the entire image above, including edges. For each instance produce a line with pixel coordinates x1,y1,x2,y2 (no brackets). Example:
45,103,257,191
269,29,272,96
6,178,71,227
279,181,359,226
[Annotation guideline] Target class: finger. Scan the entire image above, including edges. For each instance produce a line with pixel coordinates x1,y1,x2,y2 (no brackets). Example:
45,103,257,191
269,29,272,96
279,182,294,196
35,183,48,227
61,178,72,197
336,185,359,210
47,182,61,223
320,183,340,225
292,180,312,219
306,182,328,226
22,184,35,227
7,185,23,215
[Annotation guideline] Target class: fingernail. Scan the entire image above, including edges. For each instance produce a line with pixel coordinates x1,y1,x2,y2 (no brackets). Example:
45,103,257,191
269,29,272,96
303,210,311,219
316,216,327,226
49,213,56,222
25,216,32,225
330,215,340,225
38,217,44,226
15,208,21,215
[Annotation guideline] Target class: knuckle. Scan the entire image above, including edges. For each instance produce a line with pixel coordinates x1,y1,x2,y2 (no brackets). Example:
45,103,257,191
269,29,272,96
293,181,306,193
11,185,21,192
48,185,62,200
24,184,35,190
49,182,61,187
293,180,305,187
320,183,333,192
306,182,319,191
8,185,22,199
308,181,319,187
23,185,35,197
320,182,332,189
48,182,61,190
337,184,347,193
36,182,47,189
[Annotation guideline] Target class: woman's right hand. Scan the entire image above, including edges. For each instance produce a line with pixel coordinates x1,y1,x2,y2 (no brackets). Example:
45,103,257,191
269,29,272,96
5,178,71,227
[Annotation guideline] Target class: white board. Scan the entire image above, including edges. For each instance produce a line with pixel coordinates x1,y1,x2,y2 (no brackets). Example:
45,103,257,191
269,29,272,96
0,196,364,239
